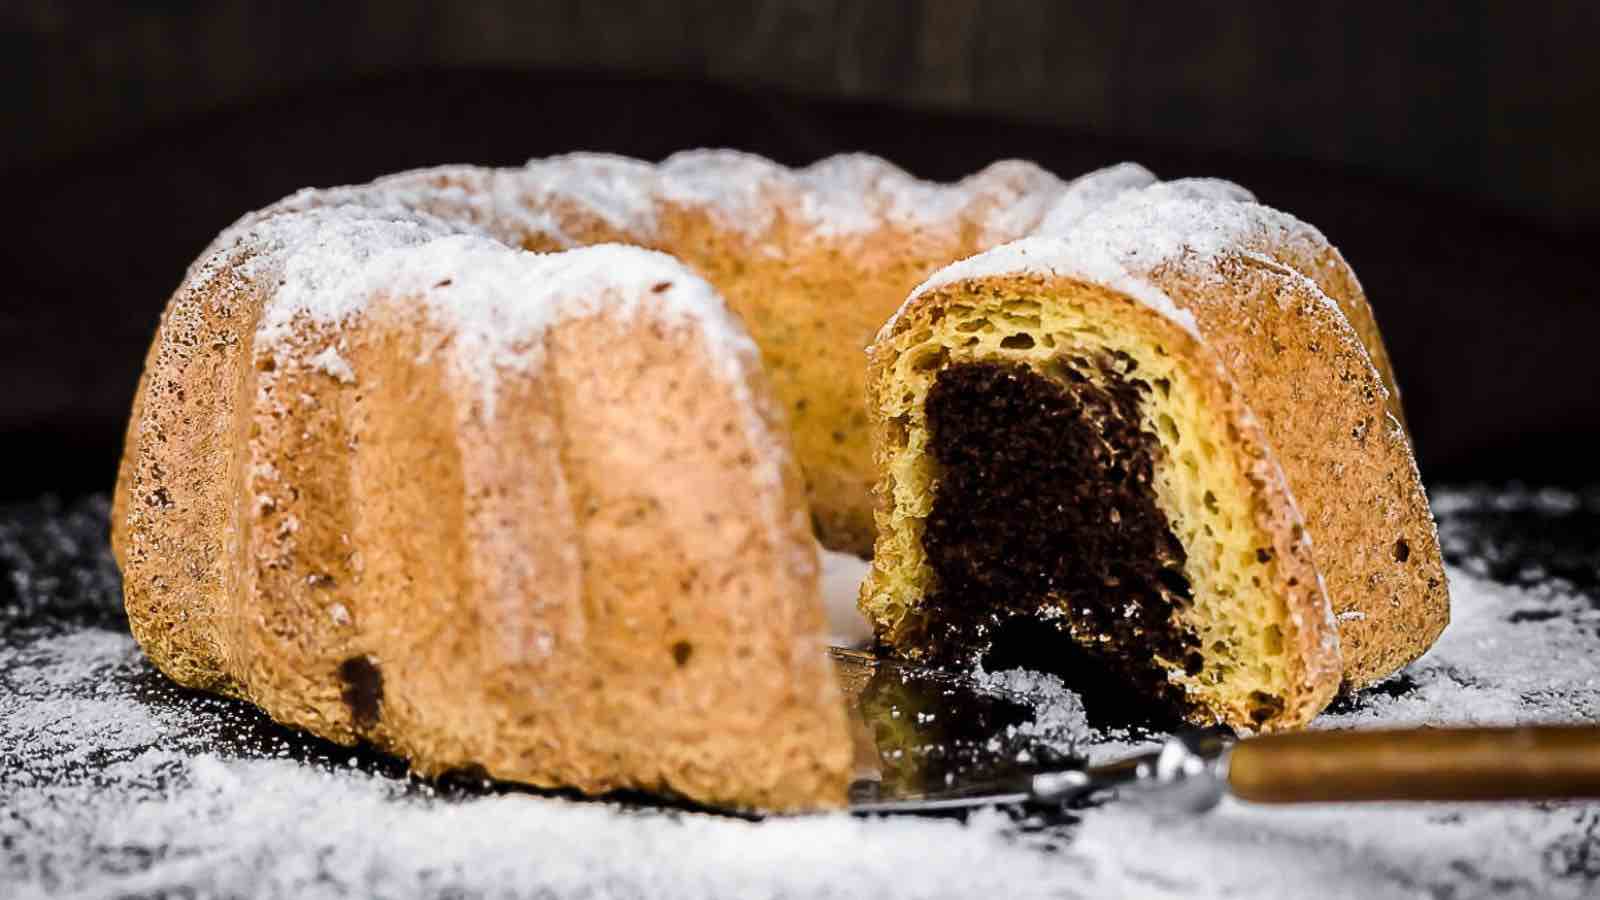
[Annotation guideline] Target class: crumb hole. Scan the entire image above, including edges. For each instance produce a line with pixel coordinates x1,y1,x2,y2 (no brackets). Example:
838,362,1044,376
910,348,948,372
1157,414,1180,443
1248,691,1285,724
1394,537,1410,563
1000,333,1035,350
887,415,910,447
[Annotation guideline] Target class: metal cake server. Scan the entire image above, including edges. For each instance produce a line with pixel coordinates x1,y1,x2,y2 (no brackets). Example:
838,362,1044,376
851,726,1600,814
833,649,1600,815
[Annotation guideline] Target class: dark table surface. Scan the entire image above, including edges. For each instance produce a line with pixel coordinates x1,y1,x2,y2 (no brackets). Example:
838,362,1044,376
3,485,1600,898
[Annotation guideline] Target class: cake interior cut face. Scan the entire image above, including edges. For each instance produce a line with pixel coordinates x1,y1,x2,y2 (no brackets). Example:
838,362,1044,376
920,356,1203,715
863,280,1343,731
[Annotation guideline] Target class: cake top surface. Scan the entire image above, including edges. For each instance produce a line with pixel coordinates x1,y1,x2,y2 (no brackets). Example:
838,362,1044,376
889,173,1358,345
250,150,1089,251
523,149,1074,243
212,151,1362,412
201,208,762,423
215,207,797,540
904,235,1204,338
219,153,1209,392
1033,161,1159,235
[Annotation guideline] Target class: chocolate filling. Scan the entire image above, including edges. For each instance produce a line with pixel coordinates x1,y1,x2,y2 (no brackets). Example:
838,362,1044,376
339,655,384,730
919,358,1199,712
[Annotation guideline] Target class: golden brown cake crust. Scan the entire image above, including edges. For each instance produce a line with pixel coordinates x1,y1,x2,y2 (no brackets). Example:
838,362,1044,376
1168,251,1448,688
115,214,850,811
1092,192,1449,689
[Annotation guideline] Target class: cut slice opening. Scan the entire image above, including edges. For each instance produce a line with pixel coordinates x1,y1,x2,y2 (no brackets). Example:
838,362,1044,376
862,285,1334,730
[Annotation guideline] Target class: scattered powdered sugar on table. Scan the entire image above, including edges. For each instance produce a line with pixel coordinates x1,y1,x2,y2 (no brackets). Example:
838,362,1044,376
8,750,1083,900
965,664,1095,755
4,488,1600,898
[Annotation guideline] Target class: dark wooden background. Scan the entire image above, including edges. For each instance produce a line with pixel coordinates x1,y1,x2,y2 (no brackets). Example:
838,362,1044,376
4,1,1599,499
11,1,1600,228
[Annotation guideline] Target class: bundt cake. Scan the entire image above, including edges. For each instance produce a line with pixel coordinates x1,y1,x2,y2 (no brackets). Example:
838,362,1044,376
859,177,1449,731
114,151,1448,811
112,207,849,811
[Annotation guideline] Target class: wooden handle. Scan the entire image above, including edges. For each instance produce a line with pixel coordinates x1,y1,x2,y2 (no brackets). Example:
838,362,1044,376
1228,725,1600,804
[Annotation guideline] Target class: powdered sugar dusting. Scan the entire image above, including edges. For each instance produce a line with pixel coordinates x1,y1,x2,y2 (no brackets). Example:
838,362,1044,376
234,208,761,420
214,208,792,535
967,664,1093,749
658,149,791,234
229,153,1287,369
1034,161,1158,235
649,150,1070,242
1159,176,1256,206
357,236,759,416
248,150,1084,255
514,153,662,238
242,210,460,348
900,236,1203,339
305,345,356,384
1068,185,1301,277
887,172,1341,343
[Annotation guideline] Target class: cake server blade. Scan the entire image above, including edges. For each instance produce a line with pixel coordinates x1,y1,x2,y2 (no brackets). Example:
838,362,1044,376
830,646,1140,813
831,650,1600,814
848,732,1226,815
